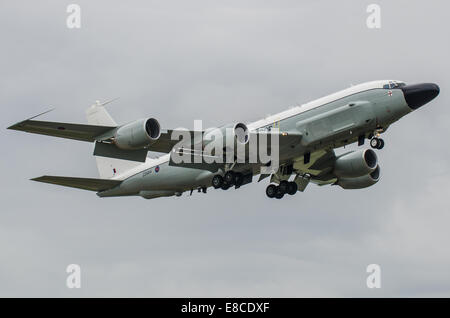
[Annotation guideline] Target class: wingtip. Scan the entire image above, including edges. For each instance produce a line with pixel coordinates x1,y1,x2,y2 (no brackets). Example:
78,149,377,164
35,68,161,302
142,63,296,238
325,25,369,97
27,108,55,120
7,108,55,131
30,176,45,182
6,121,25,131
93,98,120,108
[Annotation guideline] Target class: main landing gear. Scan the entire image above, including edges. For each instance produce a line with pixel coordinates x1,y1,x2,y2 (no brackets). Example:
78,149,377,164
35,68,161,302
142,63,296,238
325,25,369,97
212,171,244,190
370,137,384,149
266,181,298,199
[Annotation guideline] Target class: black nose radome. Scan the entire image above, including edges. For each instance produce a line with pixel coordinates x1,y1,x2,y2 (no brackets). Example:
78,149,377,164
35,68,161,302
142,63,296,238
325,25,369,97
401,83,440,109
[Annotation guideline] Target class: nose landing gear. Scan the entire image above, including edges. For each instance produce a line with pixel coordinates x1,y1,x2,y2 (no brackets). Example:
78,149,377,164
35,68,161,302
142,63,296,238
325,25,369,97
370,137,384,149
369,128,385,150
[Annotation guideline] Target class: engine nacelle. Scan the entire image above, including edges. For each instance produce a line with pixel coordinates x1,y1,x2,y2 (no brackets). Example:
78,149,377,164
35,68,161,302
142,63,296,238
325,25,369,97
114,118,161,150
337,165,381,189
203,122,250,149
334,149,378,178
233,122,250,145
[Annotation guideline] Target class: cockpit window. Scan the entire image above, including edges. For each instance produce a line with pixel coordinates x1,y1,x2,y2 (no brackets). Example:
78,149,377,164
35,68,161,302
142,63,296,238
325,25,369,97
383,82,406,89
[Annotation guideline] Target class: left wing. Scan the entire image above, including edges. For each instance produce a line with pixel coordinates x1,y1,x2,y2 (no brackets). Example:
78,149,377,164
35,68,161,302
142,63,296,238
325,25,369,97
291,148,337,187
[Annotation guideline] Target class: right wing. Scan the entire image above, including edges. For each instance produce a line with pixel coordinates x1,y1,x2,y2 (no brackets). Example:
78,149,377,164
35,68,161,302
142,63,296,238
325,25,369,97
8,119,116,142
8,118,189,154
148,129,191,153
8,112,304,164
168,130,303,172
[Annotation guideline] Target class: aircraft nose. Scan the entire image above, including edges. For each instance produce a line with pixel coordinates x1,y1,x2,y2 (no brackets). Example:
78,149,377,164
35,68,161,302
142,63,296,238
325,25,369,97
401,83,440,109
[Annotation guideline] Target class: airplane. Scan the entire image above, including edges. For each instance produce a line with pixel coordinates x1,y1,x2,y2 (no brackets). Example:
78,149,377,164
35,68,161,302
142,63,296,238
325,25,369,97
8,80,439,200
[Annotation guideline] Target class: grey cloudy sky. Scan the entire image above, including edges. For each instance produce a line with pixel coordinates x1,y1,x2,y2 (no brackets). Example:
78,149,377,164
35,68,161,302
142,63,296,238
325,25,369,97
1,0,449,297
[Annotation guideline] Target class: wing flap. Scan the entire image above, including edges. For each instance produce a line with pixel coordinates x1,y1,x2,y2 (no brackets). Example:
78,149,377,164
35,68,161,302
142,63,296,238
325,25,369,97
8,120,116,142
93,141,148,162
31,175,122,191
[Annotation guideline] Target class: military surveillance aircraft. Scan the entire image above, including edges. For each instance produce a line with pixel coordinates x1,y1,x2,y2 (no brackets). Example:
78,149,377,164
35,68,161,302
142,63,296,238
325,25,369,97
8,80,439,199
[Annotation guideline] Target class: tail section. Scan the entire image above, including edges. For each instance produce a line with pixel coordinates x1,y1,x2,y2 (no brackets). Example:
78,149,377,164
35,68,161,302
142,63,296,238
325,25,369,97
94,156,141,179
86,100,141,179
86,99,118,126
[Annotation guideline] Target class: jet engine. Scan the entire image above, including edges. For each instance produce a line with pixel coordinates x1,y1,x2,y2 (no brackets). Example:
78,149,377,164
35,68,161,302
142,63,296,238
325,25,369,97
337,165,381,189
333,149,378,178
203,122,250,148
233,123,250,145
114,118,161,150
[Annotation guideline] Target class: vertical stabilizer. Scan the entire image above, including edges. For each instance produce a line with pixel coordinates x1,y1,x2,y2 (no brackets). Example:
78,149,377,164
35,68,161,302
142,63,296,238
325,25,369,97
86,100,118,126
86,100,141,178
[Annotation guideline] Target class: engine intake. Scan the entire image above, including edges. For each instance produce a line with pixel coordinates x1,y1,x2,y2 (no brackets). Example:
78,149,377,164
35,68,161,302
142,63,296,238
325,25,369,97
114,118,161,150
337,165,381,189
334,149,377,178
233,123,250,145
203,122,250,149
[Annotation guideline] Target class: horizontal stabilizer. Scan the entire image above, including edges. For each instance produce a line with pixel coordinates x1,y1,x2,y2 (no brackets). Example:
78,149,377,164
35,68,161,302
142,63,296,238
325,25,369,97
8,119,116,142
31,175,122,191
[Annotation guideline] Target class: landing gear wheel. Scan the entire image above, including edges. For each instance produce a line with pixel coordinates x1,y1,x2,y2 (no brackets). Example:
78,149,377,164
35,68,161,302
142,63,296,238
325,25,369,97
224,171,235,185
279,180,289,194
275,187,285,199
287,182,298,195
234,173,244,187
370,138,379,149
212,175,223,189
221,182,230,190
371,137,385,149
266,184,277,198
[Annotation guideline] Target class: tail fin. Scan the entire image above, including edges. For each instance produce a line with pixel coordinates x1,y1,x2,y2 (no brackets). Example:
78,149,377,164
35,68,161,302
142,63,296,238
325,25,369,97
86,99,118,126
86,100,141,179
